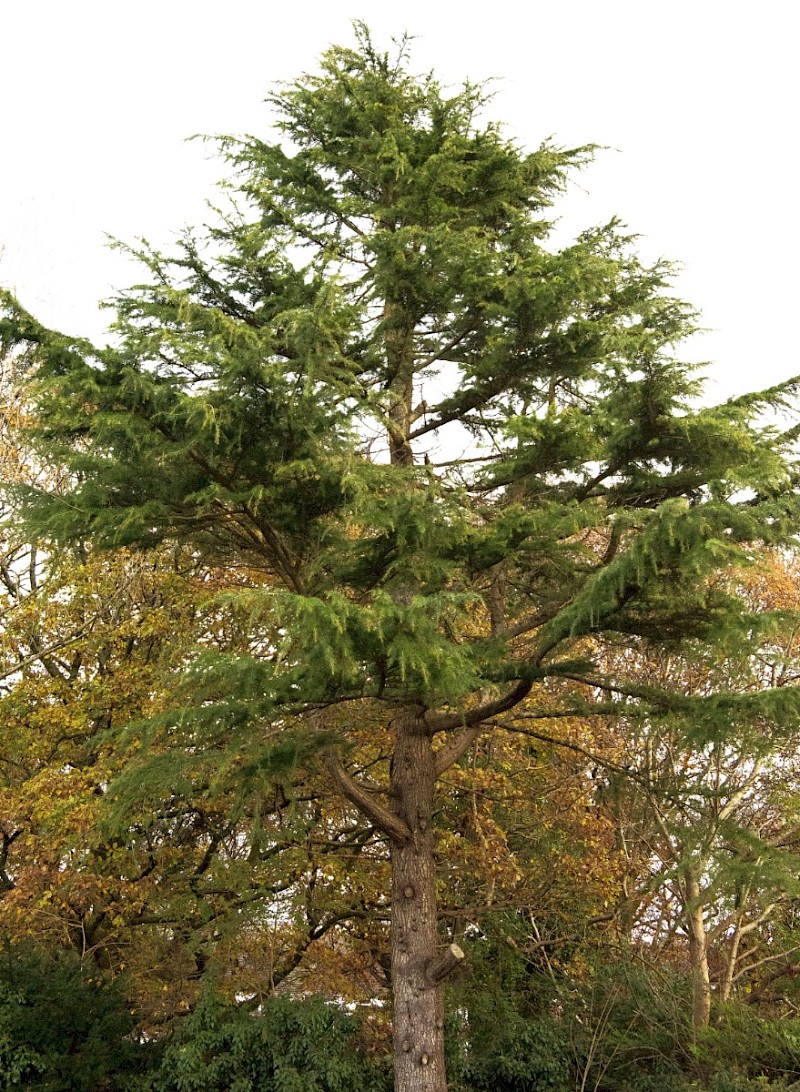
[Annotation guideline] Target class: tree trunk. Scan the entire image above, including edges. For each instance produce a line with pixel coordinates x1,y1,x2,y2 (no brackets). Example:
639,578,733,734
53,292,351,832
719,916,744,1005
390,708,449,1092
382,292,451,1088
685,870,712,1028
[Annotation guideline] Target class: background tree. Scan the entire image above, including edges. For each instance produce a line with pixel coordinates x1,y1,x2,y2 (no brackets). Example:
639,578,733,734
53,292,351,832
580,553,800,1028
3,24,800,1092
0,536,398,1028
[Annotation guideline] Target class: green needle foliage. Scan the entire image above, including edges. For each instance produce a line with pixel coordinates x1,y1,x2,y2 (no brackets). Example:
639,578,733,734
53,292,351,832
4,25,797,710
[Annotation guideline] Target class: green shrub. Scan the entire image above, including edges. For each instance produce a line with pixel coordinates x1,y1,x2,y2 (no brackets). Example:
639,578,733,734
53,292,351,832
460,1011,570,1092
0,941,154,1091
153,992,391,1092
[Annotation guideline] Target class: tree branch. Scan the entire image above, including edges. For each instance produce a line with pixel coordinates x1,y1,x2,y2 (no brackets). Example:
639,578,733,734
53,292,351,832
426,679,532,733
733,943,800,983
434,725,484,778
425,943,465,985
323,748,412,845
414,327,475,374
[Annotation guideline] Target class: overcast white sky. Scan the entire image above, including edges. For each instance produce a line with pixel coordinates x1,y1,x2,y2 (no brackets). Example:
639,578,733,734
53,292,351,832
1,0,796,401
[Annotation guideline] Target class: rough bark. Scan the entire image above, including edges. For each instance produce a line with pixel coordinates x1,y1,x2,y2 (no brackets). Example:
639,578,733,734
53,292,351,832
390,707,449,1092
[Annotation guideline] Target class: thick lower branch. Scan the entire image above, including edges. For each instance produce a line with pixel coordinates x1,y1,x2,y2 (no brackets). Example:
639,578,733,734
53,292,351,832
427,680,532,733
324,749,412,845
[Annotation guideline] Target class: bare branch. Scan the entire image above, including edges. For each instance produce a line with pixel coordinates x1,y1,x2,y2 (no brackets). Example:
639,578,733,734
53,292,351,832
733,943,800,982
434,725,483,778
323,748,412,846
413,328,475,375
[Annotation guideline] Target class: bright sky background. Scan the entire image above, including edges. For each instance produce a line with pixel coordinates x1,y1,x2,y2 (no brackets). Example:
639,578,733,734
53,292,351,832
1,0,796,402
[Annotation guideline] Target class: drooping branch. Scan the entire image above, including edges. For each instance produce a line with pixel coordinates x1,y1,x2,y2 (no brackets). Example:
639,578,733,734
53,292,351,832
323,748,412,845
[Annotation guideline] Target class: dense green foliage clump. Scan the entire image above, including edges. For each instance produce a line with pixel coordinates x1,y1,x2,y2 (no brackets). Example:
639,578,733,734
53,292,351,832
0,943,153,1091
4,940,800,1091
152,992,391,1092
0,945,390,1092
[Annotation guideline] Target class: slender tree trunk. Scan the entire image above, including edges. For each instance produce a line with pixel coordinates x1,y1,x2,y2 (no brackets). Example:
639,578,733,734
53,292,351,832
685,870,712,1028
389,708,449,1092
719,915,744,1005
388,368,414,467
383,296,416,469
